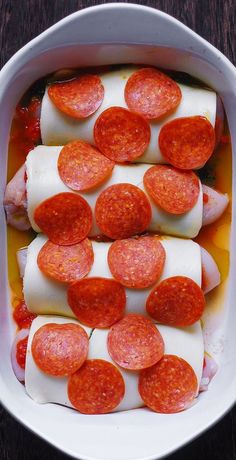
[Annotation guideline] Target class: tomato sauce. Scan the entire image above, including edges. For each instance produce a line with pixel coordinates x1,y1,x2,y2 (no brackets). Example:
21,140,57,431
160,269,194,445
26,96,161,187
16,336,28,369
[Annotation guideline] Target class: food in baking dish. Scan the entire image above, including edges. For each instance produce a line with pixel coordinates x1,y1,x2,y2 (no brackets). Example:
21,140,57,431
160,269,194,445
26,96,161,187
5,64,231,415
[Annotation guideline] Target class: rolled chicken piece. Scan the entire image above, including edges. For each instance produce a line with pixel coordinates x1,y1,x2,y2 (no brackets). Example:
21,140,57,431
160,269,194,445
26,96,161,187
3,165,31,231
41,66,217,164
17,247,28,279
202,184,229,226
25,316,204,413
199,353,218,391
201,246,221,294
26,146,203,238
5,149,228,239
23,234,202,318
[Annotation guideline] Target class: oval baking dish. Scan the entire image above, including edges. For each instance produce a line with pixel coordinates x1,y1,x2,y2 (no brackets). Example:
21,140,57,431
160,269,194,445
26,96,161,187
0,4,236,460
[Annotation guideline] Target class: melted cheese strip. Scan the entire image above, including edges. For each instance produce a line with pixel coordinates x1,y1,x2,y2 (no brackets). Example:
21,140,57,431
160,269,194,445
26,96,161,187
26,147,203,238
25,316,204,412
41,66,216,164
23,234,202,318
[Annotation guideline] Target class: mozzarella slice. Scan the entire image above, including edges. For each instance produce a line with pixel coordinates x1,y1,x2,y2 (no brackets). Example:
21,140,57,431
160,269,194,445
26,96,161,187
26,146,203,238
25,316,203,412
89,323,204,412
88,328,142,412
158,322,204,388
25,316,91,405
41,65,216,165
23,234,201,318
23,235,70,317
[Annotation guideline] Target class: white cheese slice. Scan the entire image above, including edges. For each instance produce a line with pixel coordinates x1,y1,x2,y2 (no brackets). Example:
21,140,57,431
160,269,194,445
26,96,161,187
25,315,91,406
25,316,203,412
158,322,204,388
40,65,216,165
88,328,143,412
23,234,201,318
26,146,203,238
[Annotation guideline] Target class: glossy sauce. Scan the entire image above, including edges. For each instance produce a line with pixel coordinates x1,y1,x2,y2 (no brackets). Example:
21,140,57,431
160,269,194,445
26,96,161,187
6,73,232,316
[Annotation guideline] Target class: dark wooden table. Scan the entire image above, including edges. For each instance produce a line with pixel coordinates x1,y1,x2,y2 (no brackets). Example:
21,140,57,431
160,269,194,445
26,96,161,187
0,0,235,459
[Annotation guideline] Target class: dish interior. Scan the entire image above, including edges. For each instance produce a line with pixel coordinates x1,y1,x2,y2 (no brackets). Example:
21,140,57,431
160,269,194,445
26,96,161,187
1,43,236,460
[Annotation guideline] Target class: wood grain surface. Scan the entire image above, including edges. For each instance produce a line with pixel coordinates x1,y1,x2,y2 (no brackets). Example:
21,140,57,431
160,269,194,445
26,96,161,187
0,1,235,459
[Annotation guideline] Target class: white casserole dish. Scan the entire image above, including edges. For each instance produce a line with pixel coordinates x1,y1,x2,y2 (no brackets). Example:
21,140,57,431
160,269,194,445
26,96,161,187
0,3,235,459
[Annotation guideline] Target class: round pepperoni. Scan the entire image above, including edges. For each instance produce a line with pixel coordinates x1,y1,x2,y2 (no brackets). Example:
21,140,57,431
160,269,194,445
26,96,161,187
125,68,182,120
37,238,94,283
48,74,104,119
138,354,198,413
159,116,215,170
34,193,92,246
68,359,125,414
94,106,151,162
58,140,114,192
95,183,152,240
67,277,126,328
107,314,164,370
32,323,89,376
108,236,166,289
143,165,200,214
146,276,205,326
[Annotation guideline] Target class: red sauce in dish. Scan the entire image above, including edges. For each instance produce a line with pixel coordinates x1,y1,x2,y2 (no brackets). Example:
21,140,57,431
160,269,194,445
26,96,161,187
13,300,37,330
16,336,28,369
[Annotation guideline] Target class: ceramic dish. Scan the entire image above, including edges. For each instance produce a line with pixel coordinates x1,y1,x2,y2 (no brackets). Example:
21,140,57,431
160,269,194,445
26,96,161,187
0,3,236,460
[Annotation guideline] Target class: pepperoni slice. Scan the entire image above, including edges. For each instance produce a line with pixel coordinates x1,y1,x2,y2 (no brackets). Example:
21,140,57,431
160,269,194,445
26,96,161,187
58,140,114,192
32,323,89,376
107,314,164,370
95,183,152,240
108,236,166,289
146,276,205,326
48,74,104,119
16,336,28,370
143,165,200,214
138,354,198,413
159,116,215,170
68,359,125,414
34,193,92,246
67,277,126,328
125,68,182,120
94,106,151,162
37,238,94,283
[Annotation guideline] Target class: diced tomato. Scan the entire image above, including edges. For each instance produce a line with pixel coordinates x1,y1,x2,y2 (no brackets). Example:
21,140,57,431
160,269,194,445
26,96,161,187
203,192,209,204
11,96,41,158
13,300,36,329
16,140,36,156
28,97,41,114
15,106,29,123
24,119,41,142
16,336,28,369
